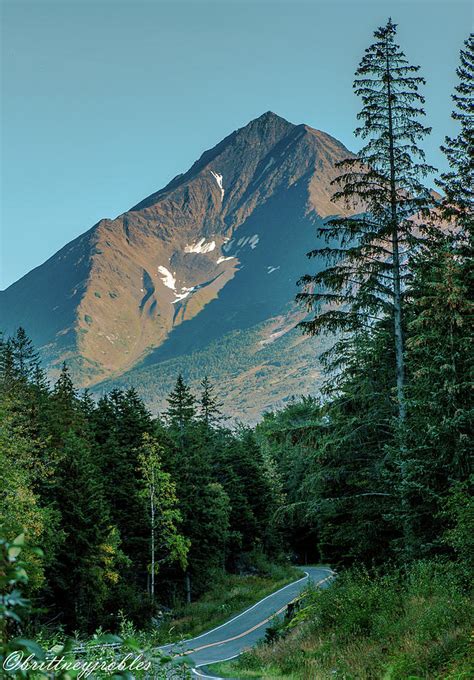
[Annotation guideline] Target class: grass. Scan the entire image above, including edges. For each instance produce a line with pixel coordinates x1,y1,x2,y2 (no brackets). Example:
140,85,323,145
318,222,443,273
154,560,302,645
210,655,299,679
208,559,474,679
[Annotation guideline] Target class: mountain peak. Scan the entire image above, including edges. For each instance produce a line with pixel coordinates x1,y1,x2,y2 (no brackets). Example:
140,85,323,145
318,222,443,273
253,110,290,124
239,110,294,136
131,112,295,212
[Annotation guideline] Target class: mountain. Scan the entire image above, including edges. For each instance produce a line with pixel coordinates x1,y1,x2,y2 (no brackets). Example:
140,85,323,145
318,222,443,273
0,111,353,419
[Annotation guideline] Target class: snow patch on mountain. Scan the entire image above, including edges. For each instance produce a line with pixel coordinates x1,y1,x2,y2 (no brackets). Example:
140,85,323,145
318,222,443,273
172,286,195,304
157,266,176,290
210,170,224,200
158,266,196,303
184,238,216,254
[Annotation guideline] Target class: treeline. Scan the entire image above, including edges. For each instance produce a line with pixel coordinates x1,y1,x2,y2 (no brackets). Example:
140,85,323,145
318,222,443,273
0,336,282,634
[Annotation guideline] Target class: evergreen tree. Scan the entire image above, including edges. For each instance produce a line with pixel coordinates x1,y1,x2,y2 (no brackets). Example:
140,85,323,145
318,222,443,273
437,33,474,241
50,431,120,632
389,33,474,559
10,327,40,383
298,18,435,425
0,338,19,393
215,428,281,565
0,399,58,592
165,374,197,432
163,376,237,597
199,376,226,427
313,326,397,564
400,241,472,557
79,388,96,419
50,363,79,438
90,388,154,608
0,330,50,442
256,399,324,563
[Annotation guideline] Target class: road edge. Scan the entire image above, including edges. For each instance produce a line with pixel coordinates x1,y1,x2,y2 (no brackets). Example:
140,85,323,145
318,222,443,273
190,567,335,679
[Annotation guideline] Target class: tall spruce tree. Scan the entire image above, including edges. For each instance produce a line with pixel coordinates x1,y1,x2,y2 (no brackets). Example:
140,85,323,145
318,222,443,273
437,33,474,240
90,389,154,598
10,327,40,383
164,375,228,599
165,374,197,432
50,363,79,438
256,399,327,563
0,329,49,444
402,243,472,556
308,324,398,564
298,18,434,425
0,398,57,592
0,338,17,392
50,431,118,632
391,33,473,558
215,428,280,563
199,376,226,427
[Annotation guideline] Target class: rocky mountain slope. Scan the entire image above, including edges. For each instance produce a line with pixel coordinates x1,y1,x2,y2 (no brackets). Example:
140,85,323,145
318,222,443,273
0,111,353,418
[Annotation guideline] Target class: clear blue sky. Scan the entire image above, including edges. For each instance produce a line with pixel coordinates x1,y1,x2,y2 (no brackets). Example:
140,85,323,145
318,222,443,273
1,0,471,289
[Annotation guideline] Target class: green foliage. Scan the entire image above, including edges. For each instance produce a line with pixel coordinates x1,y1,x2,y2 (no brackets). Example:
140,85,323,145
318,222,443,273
437,33,473,239
210,25,474,679
48,430,121,632
137,432,190,598
88,387,156,621
256,398,322,562
164,374,197,430
0,533,81,680
442,483,474,568
0,533,48,678
0,531,189,678
397,240,473,558
199,376,227,426
0,330,287,634
0,403,56,592
291,21,472,567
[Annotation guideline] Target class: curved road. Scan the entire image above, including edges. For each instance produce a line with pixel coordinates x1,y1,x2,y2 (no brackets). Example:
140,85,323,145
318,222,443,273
160,566,334,678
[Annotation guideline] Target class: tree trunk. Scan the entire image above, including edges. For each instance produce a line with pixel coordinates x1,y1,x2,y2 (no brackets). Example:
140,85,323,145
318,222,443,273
150,477,155,601
385,40,412,557
386,44,406,425
185,572,191,604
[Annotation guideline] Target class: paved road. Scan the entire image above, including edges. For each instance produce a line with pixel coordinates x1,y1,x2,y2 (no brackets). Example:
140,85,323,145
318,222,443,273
160,566,334,678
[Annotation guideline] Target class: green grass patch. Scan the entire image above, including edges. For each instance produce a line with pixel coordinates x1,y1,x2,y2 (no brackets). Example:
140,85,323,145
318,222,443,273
210,653,298,678
154,561,301,645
